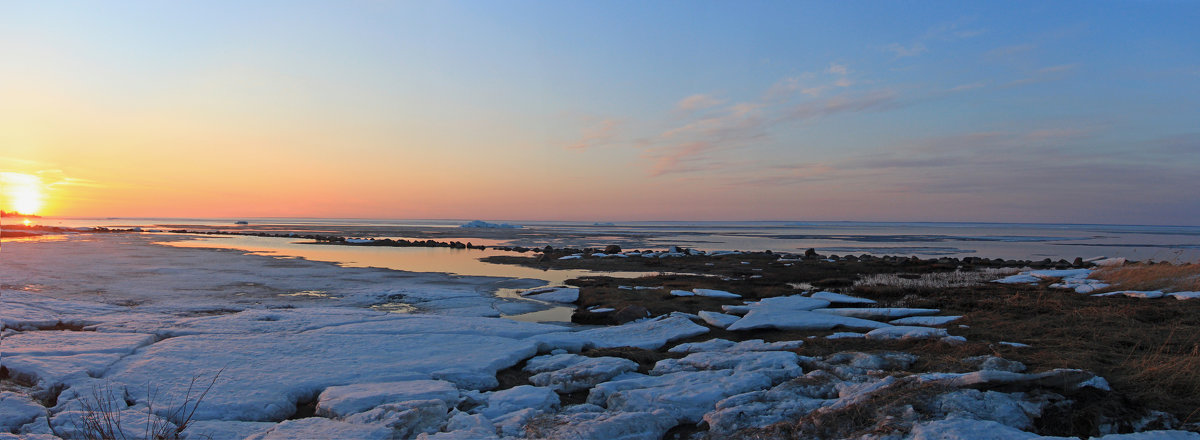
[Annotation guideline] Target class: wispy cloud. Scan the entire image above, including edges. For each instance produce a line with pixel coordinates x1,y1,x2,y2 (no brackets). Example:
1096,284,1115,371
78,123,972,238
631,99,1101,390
783,90,900,122
566,119,621,151
881,18,983,60
885,42,927,58
675,94,724,113
827,62,849,76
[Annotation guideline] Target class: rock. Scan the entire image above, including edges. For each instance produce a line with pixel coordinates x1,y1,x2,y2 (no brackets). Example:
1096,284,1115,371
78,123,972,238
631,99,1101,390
604,245,622,254
612,305,650,324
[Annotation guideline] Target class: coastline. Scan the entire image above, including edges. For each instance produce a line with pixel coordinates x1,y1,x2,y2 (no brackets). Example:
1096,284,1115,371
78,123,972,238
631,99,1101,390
2,228,1198,438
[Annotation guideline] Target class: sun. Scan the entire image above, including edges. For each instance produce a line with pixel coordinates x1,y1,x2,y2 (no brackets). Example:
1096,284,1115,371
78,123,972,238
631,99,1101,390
1,172,46,216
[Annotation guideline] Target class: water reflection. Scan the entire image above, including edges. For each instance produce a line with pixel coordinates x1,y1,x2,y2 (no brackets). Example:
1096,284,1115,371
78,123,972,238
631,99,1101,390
155,234,657,322
156,235,653,285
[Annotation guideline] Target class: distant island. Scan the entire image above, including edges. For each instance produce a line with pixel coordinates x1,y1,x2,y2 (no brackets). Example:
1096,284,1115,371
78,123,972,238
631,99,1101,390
0,211,41,218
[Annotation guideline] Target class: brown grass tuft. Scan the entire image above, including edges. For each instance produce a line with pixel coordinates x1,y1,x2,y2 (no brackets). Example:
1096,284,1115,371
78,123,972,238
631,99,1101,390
1091,262,1200,293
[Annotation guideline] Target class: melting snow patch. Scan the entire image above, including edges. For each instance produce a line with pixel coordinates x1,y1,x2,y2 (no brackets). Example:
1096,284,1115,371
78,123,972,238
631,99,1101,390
889,315,962,326
815,307,940,319
692,288,741,298
521,287,580,303
864,326,949,341
728,310,890,332
1093,290,1166,299
811,291,876,305
528,316,709,351
245,418,395,440
825,332,866,339
1168,292,1200,300
0,392,45,432
697,311,741,329
909,416,1042,440
478,385,559,419
524,354,639,393
314,380,460,418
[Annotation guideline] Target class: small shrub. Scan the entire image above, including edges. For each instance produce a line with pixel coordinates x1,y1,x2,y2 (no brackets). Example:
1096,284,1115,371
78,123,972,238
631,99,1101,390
68,370,221,440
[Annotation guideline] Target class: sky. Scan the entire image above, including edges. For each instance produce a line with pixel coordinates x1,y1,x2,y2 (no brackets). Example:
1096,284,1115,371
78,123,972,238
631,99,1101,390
1,1,1198,224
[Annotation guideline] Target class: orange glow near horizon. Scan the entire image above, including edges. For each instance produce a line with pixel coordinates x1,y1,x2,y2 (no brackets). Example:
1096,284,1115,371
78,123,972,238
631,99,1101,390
0,172,46,216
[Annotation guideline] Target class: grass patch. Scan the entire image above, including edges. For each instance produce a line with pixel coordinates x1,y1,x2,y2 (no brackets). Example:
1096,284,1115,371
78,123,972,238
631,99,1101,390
1091,262,1200,293
864,283,1200,423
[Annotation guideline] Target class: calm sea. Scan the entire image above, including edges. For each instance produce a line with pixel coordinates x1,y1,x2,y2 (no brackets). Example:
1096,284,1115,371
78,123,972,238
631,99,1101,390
29,217,1200,262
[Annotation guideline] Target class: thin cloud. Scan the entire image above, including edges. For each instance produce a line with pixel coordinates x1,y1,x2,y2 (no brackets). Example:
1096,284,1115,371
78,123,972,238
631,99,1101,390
784,90,900,122
885,42,928,58
827,63,849,76
1005,63,1079,87
675,94,724,112
566,119,621,151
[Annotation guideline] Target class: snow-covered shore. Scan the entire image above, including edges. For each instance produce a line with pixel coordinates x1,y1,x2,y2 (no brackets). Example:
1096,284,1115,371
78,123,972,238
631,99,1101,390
2,234,1196,439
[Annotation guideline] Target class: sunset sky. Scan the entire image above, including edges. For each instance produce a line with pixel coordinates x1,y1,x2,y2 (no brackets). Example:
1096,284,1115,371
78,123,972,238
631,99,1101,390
2,1,1198,224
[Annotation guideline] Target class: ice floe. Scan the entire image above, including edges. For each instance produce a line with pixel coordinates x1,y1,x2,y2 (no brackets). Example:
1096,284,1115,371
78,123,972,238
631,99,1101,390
520,287,580,303
529,316,709,351
524,354,638,393
696,310,740,328
725,296,890,331
314,380,460,418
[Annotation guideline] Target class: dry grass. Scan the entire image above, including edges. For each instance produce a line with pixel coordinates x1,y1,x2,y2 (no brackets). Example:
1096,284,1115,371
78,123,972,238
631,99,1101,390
903,283,1200,424
1091,262,1200,293
67,370,221,440
854,268,1021,290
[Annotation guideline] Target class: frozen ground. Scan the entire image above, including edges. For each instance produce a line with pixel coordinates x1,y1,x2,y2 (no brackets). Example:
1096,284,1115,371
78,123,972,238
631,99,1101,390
2,234,1197,439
